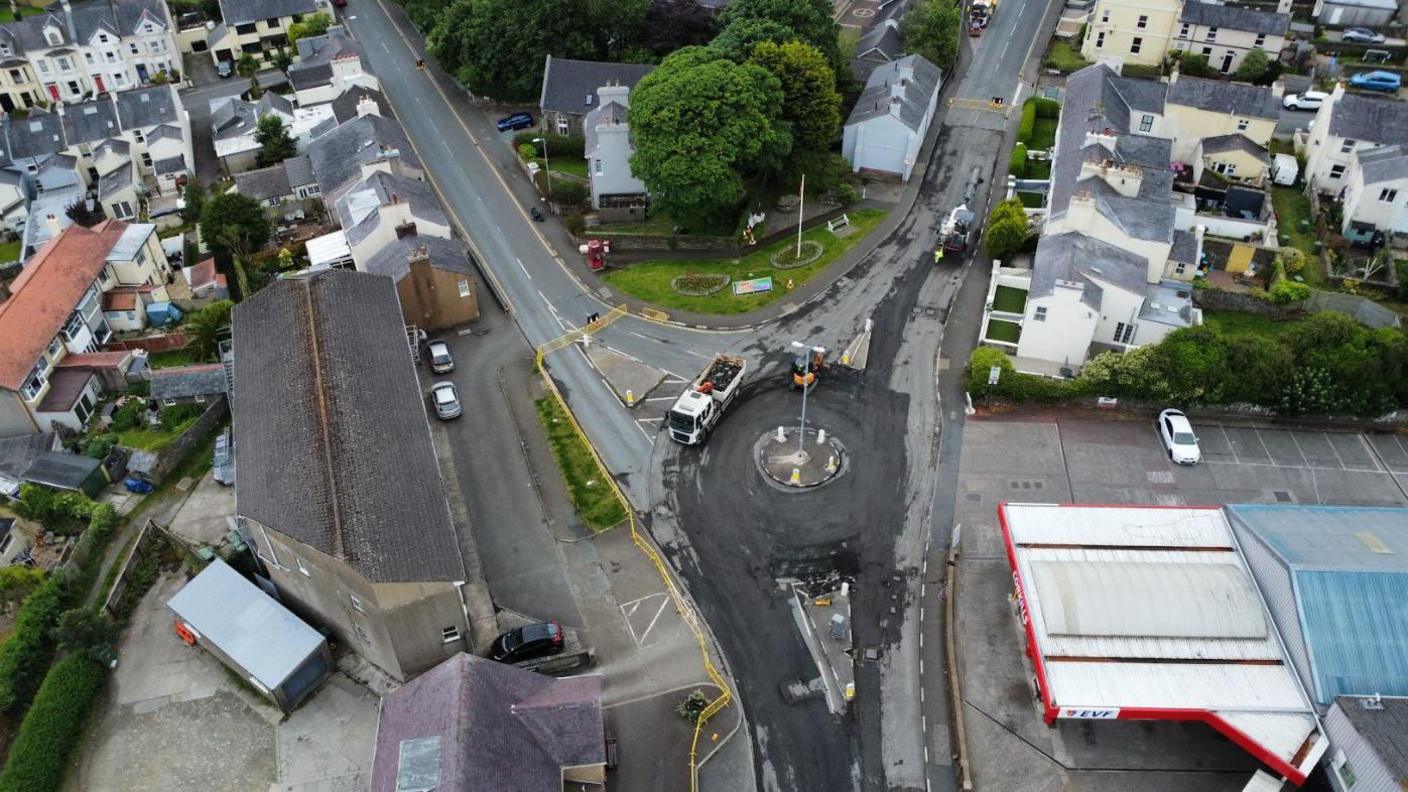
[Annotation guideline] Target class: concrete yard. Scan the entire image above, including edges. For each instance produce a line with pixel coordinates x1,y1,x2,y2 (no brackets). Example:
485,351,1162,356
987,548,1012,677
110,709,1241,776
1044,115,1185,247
165,471,237,547
950,412,1407,791
68,572,379,792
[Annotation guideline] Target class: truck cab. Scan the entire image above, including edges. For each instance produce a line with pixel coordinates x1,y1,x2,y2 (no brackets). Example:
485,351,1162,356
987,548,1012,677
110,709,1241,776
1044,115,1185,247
667,390,718,445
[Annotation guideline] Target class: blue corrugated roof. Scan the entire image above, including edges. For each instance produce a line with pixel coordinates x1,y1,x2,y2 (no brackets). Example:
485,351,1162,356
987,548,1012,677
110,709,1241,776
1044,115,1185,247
1294,570,1408,705
1225,504,1408,570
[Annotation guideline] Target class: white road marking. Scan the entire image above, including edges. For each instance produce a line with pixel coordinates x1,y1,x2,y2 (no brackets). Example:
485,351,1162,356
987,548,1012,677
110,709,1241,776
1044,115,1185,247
634,421,654,441
644,396,675,402
635,596,672,647
515,257,531,279
636,417,663,423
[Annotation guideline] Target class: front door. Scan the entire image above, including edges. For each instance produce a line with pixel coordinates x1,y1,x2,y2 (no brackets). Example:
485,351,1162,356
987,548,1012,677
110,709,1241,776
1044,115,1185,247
1220,52,1235,73
94,74,104,93
136,63,148,83
46,83,58,101
0,94,13,112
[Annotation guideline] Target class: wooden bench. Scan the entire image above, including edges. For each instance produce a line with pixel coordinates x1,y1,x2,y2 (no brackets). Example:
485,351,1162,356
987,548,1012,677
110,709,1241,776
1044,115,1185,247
827,214,850,232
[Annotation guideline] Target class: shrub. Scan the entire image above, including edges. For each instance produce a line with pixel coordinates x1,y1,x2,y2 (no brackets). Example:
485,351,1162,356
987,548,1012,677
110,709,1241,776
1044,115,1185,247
985,198,1030,260
551,178,589,209
1008,143,1028,178
1017,100,1036,144
563,212,586,237
54,608,119,662
82,433,118,460
12,484,95,534
1235,48,1271,83
109,399,146,431
1278,247,1306,276
1177,52,1212,77
513,131,585,160
967,347,1078,402
834,182,859,206
1269,279,1311,304
158,401,205,431
0,576,68,712
0,654,108,792
517,142,537,161
1032,96,1061,118
127,380,150,397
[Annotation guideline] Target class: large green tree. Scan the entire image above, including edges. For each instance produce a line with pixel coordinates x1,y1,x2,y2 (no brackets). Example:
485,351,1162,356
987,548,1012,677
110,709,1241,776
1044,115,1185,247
429,0,651,102
718,0,841,70
712,17,795,62
984,198,1029,259
183,299,234,361
899,0,960,69
287,11,331,44
199,192,270,261
629,46,791,224
644,0,718,56
748,40,840,174
253,114,297,167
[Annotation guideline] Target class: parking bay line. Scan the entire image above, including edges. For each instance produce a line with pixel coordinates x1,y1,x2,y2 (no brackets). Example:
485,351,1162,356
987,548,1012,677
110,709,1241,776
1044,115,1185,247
1202,459,1385,474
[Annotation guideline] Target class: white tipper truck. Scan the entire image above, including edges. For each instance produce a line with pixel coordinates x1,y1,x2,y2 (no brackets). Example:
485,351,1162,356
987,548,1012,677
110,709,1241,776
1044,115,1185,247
666,354,747,445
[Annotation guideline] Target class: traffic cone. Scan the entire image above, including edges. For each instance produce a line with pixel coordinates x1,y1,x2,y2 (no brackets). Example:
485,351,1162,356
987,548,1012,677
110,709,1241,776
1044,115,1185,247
789,468,802,486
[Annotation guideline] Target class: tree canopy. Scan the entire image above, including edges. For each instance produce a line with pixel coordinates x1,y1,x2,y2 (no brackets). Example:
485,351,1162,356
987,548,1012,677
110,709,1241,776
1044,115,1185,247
183,299,234,361
629,47,790,224
199,192,270,261
254,114,297,167
984,198,1029,259
644,0,718,56
899,0,960,69
1234,48,1271,83
718,0,841,70
712,16,795,62
287,11,331,44
748,40,840,174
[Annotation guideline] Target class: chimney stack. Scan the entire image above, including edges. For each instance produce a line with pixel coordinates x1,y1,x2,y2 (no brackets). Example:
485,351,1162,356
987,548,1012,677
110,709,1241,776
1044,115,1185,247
356,94,380,118
61,0,77,43
45,213,61,237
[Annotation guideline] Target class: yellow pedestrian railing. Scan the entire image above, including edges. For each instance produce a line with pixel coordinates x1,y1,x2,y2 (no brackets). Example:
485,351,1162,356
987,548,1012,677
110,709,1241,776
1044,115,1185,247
535,337,733,791
533,304,627,370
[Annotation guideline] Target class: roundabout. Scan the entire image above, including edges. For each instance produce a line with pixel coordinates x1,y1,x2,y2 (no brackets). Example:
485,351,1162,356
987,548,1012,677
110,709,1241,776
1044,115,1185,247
754,427,848,491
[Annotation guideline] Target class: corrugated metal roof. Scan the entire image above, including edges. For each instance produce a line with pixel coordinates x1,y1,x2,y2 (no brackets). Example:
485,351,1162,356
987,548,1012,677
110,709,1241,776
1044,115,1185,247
166,559,325,689
1002,503,1234,548
1295,570,1408,704
1225,504,1408,570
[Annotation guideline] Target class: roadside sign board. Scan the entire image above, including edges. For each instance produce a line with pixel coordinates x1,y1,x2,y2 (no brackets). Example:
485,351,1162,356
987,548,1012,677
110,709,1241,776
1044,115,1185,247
988,366,1002,386
734,276,773,295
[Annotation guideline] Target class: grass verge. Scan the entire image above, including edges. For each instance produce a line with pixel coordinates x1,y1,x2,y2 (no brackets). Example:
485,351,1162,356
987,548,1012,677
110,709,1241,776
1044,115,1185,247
992,285,1028,313
1044,40,1090,73
1031,118,1058,150
1202,309,1304,338
535,396,627,532
604,208,887,315
534,157,588,179
0,240,19,263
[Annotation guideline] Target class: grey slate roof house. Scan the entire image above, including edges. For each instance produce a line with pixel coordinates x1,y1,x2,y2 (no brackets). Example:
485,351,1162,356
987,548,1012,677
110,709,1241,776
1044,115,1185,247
306,112,419,200
841,53,942,182
851,0,910,80
231,268,471,682
1179,1,1290,36
150,363,227,404
370,653,606,792
233,162,295,205
538,55,655,136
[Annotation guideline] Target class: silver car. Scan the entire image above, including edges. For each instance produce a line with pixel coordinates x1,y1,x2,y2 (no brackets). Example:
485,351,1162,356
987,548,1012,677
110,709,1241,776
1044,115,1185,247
426,339,454,374
430,381,462,420
1343,27,1386,44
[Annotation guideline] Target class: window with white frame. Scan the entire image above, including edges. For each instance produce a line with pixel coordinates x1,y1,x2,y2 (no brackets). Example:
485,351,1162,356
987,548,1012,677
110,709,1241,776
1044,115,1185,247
37,61,49,75
1096,31,1105,48
1215,161,1237,176
1236,118,1248,131
1380,188,1399,202
1100,9,1108,22
1341,138,1356,154
45,28,60,46
0,531,12,557
1178,22,1190,38
1206,26,1217,42
1330,164,1346,179
441,625,461,643
129,43,138,54
84,52,94,65
1139,114,1153,132
1034,306,1047,321
594,159,602,175
1136,14,1147,28
162,397,176,406
194,394,207,403
56,56,70,72
1254,33,1265,47
1175,262,1187,275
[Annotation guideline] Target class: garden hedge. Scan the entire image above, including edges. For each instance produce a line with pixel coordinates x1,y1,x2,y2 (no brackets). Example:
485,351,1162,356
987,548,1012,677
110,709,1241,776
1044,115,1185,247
1031,96,1061,118
0,576,67,712
1017,100,1036,144
1008,143,1028,178
0,654,109,792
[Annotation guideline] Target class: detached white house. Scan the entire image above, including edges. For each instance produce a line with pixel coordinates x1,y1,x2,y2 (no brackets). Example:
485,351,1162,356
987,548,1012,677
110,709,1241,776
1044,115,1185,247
583,82,647,220
1341,145,1408,244
841,54,941,182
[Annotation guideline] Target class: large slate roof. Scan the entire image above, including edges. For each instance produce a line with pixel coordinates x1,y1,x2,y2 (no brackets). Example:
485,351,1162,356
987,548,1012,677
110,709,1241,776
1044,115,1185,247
0,432,54,478
0,0,169,56
1327,92,1408,146
1357,145,1408,185
114,84,180,129
1030,231,1150,308
217,0,316,27
330,86,390,123
230,269,464,584
538,55,655,116
306,113,418,199
151,363,227,401
335,169,443,248
362,234,471,282
61,99,121,147
1166,75,1279,120
1180,1,1289,36
1333,696,1408,782
845,53,942,132
234,161,293,201
371,653,604,792
1202,133,1269,161
288,25,363,91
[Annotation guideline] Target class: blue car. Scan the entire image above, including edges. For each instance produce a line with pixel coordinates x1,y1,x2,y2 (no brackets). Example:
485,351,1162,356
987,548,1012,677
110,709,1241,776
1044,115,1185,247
496,112,534,132
1350,70,1401,93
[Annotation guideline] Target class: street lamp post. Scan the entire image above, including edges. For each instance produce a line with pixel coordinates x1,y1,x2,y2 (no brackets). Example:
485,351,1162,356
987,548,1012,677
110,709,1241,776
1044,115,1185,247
532,136,553,198
791,341,825,456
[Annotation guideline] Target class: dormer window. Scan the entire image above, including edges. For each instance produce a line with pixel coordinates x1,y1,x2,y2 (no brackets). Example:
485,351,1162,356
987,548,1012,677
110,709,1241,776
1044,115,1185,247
98,33,108,43
44,27,61,46
0,43,11,57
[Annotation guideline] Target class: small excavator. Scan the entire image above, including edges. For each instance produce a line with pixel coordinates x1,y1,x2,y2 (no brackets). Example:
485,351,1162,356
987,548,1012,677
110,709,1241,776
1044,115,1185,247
791,347,826,390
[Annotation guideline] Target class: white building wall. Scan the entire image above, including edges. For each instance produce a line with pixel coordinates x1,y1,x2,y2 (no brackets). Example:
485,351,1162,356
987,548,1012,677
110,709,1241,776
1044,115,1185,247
1323,701,1401,792
1016,284,1099,365
843,114,914,180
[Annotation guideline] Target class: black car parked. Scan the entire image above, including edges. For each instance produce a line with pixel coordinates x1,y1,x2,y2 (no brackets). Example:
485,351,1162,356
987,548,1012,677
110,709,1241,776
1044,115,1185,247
489,622,565,663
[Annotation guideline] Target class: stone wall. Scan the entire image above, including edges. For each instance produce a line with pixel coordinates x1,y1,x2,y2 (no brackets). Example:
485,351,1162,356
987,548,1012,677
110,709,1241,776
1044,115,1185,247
1192,287,1304,318
142,397,228,484
107,333,191,353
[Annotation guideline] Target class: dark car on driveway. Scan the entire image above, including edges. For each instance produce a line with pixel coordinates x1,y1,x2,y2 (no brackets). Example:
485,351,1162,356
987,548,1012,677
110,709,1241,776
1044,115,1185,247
489,622,564,663
216,59,233,78
496,112,533,132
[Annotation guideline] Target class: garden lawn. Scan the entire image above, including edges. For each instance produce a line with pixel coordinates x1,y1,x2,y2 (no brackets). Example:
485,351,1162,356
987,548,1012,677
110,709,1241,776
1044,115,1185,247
992,285,1028,313
1271,186,1324,286
534,157,588,179
985,320,1022,343
1044,40,1089,73
536,396,628,532
1030,118,1058,150
604,208,887,315
1202,309,1304,339
144,347,203,368
115,416,199,450
0,239,20,263
1024,159,1052,179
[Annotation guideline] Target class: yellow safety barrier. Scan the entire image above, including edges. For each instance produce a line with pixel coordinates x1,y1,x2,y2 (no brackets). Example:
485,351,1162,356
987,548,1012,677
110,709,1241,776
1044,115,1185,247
535,338,733,791
947,97,1013,117
533,304,628,370
640,307,670,323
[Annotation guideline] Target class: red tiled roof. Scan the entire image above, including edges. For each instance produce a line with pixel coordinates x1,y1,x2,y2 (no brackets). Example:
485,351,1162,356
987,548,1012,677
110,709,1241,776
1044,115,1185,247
185,258,218,289
56,351,133,369
102,289,139,311
0,220,129,391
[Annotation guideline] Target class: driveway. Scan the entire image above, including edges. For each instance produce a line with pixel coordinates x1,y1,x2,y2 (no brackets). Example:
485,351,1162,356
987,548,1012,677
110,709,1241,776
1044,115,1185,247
950,412,1408,792
68,572,379,792
178,61,282,184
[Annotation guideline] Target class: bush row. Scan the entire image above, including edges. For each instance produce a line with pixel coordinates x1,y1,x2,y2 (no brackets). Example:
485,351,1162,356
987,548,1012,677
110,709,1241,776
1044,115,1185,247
0,654,109,792
1017,100,1036,145
970,311,1408,417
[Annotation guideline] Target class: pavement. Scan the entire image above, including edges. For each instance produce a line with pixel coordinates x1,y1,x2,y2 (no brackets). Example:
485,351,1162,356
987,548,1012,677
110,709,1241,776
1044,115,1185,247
949,412,1408,791
67,572,380,792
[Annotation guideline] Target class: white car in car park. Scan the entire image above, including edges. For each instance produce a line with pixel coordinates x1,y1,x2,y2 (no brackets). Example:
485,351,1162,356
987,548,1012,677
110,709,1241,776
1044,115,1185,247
1158,409,1201,465
1282,90,1328,111
430,381,462,420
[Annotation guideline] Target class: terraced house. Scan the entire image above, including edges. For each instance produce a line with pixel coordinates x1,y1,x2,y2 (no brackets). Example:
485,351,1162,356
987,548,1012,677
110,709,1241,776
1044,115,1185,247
206,0,318,69
0,0,178,110
1303,83,1408,243
1082,0,1290,74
